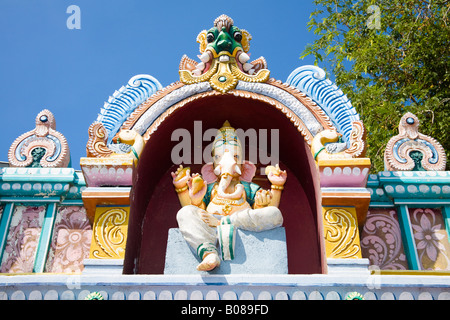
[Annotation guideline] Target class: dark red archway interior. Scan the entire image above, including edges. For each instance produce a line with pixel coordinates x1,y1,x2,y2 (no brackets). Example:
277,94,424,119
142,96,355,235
123,94,325,274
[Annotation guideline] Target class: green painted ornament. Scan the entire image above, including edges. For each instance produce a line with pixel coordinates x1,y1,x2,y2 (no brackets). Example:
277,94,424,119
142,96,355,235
85,292,104,300
345,292,364,300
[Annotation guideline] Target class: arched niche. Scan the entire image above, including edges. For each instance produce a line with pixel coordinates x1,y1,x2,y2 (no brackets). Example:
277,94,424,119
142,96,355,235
123,93,326,274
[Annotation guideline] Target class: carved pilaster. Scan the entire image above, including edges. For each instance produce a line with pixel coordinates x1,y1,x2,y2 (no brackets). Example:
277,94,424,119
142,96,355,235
89,207,129,259
322,207,362,259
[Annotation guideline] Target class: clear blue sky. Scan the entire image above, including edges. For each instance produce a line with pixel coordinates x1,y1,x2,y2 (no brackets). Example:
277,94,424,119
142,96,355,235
0,0,322,169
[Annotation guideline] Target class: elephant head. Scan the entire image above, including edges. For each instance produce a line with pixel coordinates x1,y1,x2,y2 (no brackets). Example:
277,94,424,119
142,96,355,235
201,121,256,199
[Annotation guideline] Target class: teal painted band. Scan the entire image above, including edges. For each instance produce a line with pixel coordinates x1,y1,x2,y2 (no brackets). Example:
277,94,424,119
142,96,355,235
131,146,139,160
60,200,84,206
0,203,15,266
394,199,450,206
218,226,224,260
196,242,216,260
33,203,57,273
0,197,61,203
397,204,420,270
221,216,231,225
368,202,395,208
442,206,450,244
218,224,235,260
228,224,234,260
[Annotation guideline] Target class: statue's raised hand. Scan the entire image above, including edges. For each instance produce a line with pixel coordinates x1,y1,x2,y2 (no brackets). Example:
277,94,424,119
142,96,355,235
187,173,207,206
171,165,191,189
266,164,287,186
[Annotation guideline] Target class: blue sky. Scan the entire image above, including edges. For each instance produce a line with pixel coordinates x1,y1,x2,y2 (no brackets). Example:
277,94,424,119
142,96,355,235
0,0,322,169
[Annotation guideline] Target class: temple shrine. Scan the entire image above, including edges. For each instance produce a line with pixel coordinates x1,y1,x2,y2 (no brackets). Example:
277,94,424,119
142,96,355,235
0,15,449,301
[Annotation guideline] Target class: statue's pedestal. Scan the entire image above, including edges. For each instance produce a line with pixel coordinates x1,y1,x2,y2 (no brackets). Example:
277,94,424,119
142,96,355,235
164,227,288,274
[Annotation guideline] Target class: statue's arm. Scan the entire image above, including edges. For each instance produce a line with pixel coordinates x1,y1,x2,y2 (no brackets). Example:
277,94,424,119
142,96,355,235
176,186,192,207
171,166,208,208
171,165,192,207
268,186,283,207
266,165,287,208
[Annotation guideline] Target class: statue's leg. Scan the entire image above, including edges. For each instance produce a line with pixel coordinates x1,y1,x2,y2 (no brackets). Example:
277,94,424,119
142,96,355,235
176,205,217,249
229,206,283,232
176,205,220,271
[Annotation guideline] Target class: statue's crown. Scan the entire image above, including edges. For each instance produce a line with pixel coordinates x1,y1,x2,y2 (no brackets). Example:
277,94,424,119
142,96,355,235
220,120,233,129
213,120,241,148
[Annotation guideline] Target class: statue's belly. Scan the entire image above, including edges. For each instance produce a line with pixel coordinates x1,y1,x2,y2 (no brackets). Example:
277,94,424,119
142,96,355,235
206,197,251,216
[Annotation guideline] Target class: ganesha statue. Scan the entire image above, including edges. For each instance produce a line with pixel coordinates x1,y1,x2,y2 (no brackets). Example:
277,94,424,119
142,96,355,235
171,121,287,271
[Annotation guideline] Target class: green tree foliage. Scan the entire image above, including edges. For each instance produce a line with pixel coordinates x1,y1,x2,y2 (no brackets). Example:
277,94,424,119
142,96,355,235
301,0,450,171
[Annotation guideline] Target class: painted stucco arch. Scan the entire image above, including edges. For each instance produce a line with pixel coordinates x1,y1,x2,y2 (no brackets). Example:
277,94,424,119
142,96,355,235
117,79,335,147
123,86,327,274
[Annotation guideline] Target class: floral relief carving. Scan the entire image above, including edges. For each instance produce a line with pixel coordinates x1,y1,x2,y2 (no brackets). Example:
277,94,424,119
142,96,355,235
409,208,450,270
0,206,45,273
45,206,92,273
361,209,408,270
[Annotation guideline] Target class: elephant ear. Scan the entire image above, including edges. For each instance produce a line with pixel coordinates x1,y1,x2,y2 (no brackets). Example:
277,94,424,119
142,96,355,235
201,162,218,184
240,161,256,182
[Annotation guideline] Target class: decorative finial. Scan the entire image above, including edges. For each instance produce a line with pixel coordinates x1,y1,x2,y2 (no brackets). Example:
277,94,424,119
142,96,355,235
8,109,71,168
384,112,446,171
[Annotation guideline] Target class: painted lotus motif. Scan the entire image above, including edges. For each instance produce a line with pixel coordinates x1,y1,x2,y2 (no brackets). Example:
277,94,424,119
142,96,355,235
45,206,92,273
410,208,450,270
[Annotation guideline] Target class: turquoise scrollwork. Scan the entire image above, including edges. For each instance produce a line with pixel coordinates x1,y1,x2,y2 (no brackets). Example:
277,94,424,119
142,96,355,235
96,74,162,143
286,65,360,147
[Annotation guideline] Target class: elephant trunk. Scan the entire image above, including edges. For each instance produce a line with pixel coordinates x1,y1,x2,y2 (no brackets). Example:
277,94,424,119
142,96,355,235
217,172,244,200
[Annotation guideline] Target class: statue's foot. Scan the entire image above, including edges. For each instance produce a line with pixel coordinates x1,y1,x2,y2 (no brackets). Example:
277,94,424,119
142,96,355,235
200,211,220,227
197,253,220,271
